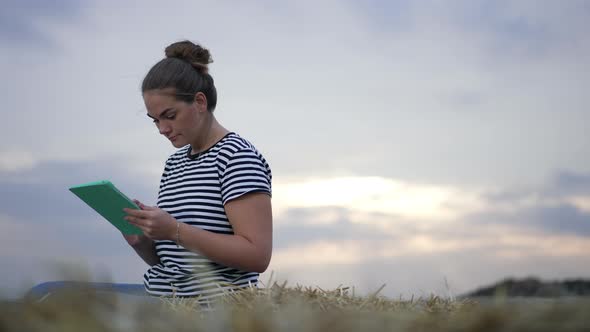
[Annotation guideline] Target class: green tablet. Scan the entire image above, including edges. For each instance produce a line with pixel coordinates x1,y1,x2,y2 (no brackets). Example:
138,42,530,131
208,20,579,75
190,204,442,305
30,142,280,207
69,180,143,235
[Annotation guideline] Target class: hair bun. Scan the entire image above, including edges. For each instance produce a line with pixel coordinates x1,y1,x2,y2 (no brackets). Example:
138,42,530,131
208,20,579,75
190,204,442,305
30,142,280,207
165,40,213,74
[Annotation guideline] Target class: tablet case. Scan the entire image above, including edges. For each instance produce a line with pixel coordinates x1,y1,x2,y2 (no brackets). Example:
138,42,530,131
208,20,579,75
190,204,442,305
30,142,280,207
69,180,143,235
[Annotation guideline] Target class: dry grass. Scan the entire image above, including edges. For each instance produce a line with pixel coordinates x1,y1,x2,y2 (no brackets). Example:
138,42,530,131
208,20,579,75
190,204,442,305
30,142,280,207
1,280,589,331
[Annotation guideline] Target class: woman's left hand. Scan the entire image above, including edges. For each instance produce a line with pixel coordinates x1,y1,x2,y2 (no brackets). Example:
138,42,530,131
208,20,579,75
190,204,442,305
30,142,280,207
124,200,177,241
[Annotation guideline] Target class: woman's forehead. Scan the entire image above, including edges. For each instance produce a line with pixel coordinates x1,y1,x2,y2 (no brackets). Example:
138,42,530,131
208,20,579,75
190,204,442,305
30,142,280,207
144,91,181,116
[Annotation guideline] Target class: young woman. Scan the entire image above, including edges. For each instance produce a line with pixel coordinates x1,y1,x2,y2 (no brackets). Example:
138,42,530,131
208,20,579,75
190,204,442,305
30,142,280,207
122,40,273,300
26,40,271,302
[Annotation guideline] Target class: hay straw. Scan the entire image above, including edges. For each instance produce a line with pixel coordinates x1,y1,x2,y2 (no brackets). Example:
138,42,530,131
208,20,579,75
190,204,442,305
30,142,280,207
1,281,589,332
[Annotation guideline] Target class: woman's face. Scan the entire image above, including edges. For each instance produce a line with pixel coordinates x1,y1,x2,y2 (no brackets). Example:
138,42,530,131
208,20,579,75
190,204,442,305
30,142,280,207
143,89,208,149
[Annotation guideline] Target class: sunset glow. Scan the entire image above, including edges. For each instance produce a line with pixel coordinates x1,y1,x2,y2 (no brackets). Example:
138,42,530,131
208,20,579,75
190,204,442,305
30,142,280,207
273,176,485,222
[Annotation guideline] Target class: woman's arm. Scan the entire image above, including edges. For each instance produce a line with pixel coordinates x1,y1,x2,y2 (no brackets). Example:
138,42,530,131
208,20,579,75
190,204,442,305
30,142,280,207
123,200,161,266
123,234,161,266
124,193,272,273
179,193,272,273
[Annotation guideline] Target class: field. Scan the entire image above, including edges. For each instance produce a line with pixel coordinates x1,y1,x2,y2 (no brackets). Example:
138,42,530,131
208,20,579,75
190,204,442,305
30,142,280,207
2,279,590,332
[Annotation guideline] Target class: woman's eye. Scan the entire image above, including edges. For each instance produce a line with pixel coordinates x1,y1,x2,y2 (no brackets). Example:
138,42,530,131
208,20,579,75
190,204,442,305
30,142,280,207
151,114,175,124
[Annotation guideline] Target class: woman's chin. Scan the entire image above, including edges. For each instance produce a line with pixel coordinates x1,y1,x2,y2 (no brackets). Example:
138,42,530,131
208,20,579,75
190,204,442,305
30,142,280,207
170,140,185,148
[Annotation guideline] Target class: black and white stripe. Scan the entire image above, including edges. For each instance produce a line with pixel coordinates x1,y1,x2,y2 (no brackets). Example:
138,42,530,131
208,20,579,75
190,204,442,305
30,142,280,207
143,132,272,299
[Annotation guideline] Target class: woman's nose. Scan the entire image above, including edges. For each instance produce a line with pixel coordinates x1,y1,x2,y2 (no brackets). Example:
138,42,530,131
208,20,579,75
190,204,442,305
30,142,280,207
158,123,171,135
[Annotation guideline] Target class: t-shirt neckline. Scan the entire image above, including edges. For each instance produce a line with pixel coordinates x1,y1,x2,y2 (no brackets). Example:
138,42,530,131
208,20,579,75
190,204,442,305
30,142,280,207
186,132,235,160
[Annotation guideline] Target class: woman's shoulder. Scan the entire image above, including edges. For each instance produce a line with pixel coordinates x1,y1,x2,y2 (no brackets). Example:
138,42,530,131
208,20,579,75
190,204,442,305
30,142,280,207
216,132,270,166
218,132,255,153
217,132,270,160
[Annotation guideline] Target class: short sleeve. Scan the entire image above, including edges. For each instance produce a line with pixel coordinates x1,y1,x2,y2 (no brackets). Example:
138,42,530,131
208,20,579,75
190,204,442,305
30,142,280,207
219,147,272,205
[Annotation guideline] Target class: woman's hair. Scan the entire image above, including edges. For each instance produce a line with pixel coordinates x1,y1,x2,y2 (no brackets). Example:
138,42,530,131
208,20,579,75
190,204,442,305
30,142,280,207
142,40,217,112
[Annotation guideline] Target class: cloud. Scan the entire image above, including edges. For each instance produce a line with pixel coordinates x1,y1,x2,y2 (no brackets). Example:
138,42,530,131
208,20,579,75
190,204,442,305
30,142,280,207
1,0,589,188
268,198,590,297
273,171,590,235
0,209,148,299
385,0,590,59
0,161,153,299
273,205,590,266
2,163,590,298
551,171,590,196
274,207,400,250
266,240,590,298
0,0,84,47
469,171,590,235
473,204,590,236
265,170,590,297
0,157,161,222
273,176,486,222
0,154,164,298
0,150,36,172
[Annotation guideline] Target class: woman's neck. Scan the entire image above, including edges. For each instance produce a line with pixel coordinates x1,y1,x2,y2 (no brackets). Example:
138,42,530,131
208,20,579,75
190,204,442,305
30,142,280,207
190,116,229,155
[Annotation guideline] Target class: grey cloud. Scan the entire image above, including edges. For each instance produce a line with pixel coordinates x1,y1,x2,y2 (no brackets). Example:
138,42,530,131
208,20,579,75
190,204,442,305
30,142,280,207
0,182,83,221
482,171,590,204
1,0,589,189
550,171,590,196
481,188,532,205
473,171,590,236
442,90,487,110
0,254,148,299
275,207,403,250
272,247,590,299
452,1,551,56
0,157,157,299
0,158,158,189
348,0,413,31
0,0,85,46
0,159,159,223
436,1,589,58
273,171,590,254
0,212,144,300
467,203,590,237
525,205,590,236
2,165,589,299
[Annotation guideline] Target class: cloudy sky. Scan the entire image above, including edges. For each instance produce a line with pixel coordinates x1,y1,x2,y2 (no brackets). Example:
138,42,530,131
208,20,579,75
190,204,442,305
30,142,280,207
1,0,589,299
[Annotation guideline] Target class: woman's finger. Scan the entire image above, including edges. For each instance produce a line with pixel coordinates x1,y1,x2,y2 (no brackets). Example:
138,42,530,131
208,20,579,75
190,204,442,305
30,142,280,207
133,225,150,238
126,216,146,227
124,208,149,218
141,204,156,211
132,199,143,209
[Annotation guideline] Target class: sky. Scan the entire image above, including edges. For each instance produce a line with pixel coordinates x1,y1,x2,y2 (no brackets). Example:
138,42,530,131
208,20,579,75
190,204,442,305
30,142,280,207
1,0,589,299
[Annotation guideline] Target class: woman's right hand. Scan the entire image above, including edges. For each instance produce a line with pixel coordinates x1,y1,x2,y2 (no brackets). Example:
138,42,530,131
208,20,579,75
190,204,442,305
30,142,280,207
123,199,161,266
123,199,151,248
123,234,149,247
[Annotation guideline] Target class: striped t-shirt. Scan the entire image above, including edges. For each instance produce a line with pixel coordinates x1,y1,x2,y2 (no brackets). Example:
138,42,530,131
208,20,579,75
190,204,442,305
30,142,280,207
143,132,272,299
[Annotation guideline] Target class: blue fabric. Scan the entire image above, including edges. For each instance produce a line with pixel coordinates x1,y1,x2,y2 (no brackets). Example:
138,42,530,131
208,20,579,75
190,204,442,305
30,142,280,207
26,281,215,310
27,281,148,299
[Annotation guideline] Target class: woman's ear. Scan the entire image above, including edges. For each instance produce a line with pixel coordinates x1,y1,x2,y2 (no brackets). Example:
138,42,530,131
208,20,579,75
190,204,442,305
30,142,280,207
194,92,208,112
